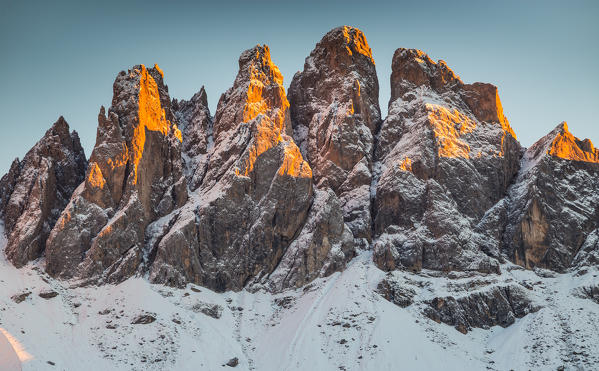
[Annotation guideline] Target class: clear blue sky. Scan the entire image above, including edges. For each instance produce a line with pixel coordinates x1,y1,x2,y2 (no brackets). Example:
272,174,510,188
0,0,597,175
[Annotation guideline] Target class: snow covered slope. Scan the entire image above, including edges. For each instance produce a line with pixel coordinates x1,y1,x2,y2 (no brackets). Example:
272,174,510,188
2,228,598,371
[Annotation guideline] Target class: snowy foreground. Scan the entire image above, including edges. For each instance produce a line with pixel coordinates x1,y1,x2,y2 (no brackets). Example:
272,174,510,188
1,226,598,371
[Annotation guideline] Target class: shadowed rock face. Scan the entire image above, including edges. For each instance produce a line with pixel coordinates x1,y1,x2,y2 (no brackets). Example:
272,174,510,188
501,123,599,272
573,229,599,268
172,87,213,191
424,285,540,334
288,26,381,248
373,48,522,274
0,117,86,267
45,64,187,282
260,188,355,292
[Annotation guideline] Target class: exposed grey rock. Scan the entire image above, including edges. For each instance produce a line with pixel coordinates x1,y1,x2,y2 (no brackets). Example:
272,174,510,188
11,291,31,303
148,45,314,292
192,302,223,319
172,87,214,191
573,285,599,304
502,123,599,271
572,229,599,268
45,64,187,283
0,117,86,267
260,188,355,292
377,275,415,308
131,313,156,324
288,26,381,248
39,291,59,299
273,296,295,309
373,48,521,274
226,357,239,367
424,285,539,333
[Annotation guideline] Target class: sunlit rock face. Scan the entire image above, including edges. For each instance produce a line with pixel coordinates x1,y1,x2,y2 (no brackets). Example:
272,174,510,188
148,45,354,292
172,87,214,191
288,26,381,248
0,117,86,267
373,48,522,274
45,65,187,282
502,123,599,272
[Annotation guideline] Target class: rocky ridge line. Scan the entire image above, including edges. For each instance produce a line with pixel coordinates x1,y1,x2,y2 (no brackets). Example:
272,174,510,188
0,26,596,299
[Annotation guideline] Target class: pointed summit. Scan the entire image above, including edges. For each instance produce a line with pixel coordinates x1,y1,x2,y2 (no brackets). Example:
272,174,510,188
546,122,599,163
172,86,213,191
0,116,86,267
45,64,187,281
373,47,522,274
327,26,375,65
502,122,599,271
390,48,461,102
211,45,290,141
149,46,317,291
288,26,380,248
390,48,513,133
524,122,599,168
203,44,306,188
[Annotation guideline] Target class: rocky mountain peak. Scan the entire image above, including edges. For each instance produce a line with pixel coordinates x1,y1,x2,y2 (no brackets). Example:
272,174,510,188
212,45,290,143
501,122,599,272
48,115,70,137
290,26,380,135
238,44,284,86
148,45,318,292
172,86,213,191
390,48,461,102
0,116,86,267
546,122,598,163
2,30,599,369
392,49,514,134
178,86,209,110
114,64,182,188
326,25,375,65
374,47,523,274
522,122,599,176
201,44,306,190
288,26,380,248
45,64,187,282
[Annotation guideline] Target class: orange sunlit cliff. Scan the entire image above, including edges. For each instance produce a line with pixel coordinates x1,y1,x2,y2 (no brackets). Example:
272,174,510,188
133,64,182,183
237,45,311,179
548,122,599,163
342,26,375,65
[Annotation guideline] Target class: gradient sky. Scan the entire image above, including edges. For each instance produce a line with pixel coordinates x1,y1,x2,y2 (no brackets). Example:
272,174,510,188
0,0,597,175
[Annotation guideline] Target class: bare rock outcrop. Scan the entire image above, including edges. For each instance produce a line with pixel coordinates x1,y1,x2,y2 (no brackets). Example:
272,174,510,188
149,46,317,291
572,229,599,268
0,117,86,267
45,64,187,282
502,123,599,271
424,285,539,334
260,188,355,292
573,284,599,304
172,87,214,191
288,26,381,248
373,48,522,274
377,275,416,308
148,45,356,292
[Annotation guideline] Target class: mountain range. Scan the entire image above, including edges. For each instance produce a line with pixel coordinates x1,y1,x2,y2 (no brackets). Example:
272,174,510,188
0,26,597,370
